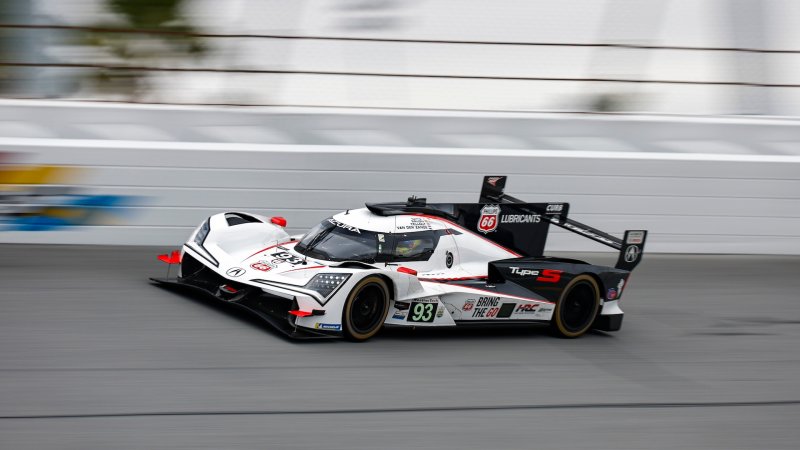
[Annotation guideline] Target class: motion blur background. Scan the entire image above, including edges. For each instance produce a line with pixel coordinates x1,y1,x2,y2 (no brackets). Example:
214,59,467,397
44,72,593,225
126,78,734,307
1,0,799,252
2,2,800,449
4,0,800,112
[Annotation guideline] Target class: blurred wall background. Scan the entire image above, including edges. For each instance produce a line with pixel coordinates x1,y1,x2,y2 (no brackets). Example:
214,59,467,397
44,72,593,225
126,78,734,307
2,0,800,115
1,0,799,253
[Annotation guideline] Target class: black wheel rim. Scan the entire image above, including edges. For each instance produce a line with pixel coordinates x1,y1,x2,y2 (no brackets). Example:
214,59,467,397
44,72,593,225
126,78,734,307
560,281,597,332
350,284,385,334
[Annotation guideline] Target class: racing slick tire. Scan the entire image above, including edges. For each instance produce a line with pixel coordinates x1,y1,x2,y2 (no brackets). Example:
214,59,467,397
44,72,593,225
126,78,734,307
342,275,390,342
550,274,601,338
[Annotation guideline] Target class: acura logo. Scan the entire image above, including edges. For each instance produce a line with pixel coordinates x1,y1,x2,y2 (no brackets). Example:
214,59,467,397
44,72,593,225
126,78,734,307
226,267,245,277
624,246,639,263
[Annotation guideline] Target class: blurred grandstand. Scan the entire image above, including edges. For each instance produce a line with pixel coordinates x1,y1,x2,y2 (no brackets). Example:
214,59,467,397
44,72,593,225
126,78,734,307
2,0,800,115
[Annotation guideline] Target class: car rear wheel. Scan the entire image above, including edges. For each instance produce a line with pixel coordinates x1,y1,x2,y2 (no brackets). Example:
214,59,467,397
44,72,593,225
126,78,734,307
551,274,600,338
342,276,390,341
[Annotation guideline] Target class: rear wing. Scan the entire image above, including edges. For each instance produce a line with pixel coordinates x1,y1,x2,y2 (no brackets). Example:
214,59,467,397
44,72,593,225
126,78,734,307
479,175,647,271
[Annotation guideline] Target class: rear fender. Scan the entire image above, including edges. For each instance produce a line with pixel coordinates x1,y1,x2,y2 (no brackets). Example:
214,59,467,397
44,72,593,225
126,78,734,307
488,257,629,303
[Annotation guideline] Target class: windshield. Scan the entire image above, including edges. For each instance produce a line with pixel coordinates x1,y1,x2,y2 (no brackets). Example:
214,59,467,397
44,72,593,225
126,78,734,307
294,218,380,263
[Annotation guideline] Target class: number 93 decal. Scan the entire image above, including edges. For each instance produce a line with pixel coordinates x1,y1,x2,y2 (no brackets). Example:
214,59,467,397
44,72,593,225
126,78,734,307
407,301,437,323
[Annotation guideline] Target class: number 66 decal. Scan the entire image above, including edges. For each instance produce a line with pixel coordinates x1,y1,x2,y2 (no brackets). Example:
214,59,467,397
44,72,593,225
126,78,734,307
407,302,437,323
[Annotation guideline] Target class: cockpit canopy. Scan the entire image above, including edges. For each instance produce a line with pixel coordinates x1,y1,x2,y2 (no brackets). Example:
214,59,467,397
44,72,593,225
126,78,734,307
294,216,447,263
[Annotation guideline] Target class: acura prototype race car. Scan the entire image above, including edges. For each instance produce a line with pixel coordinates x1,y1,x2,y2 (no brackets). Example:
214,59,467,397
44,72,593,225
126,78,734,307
152,176,647,341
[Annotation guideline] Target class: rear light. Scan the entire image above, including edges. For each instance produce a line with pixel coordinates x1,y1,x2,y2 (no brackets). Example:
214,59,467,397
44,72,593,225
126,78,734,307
271,217,287,227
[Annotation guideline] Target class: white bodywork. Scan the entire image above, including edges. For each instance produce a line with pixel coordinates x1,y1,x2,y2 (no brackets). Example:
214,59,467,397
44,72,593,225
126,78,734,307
181,208,616,333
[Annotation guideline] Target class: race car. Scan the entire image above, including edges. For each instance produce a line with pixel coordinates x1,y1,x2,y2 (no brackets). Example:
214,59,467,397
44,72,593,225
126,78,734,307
151,176,647,341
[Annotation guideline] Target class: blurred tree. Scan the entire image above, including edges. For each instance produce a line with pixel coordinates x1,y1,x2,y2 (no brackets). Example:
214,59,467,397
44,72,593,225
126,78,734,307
85,0,205,99
0,0,38,96
0,2,10,94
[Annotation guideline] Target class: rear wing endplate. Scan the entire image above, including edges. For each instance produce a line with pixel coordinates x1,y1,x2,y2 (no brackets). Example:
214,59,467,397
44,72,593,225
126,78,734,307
479,175,647,271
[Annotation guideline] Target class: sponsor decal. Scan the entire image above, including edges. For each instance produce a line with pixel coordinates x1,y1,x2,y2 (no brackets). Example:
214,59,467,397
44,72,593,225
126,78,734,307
627,231,645,245
608,278,625,300
250,261,274,272
501,214,541,224
462,299,475,312
509,267,538,277
473,307,499,318
472,296,501,318
477,204,500,234
508,267,562,283
396,217,433,231
436,306,444,318
392,301,410,320
378,233,385,243
226,267,245,277
445,251,453,268
624,245,639,263
486,176,504,187
315,323,342,331
557,221,619,247
546,204,564,214
476,297,499,307
515,303,539,314
271,251,304,265
537,269,562,283
328,218,360,234
514,303,553,318
421,271,445,278
411,296,440,304
394,301,410,311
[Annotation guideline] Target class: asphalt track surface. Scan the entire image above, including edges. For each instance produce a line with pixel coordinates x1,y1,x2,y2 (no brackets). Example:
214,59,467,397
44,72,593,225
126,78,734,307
1,245,799,449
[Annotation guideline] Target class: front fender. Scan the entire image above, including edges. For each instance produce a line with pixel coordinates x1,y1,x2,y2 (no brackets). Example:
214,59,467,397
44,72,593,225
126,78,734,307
291,269,424,331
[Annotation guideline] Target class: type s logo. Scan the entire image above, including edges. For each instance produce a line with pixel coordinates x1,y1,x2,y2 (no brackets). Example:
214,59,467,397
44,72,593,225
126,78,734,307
508,267,562,283
537,269,562,283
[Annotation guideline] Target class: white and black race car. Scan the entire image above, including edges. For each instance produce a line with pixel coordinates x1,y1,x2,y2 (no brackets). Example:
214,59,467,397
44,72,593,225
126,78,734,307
152,176,647,341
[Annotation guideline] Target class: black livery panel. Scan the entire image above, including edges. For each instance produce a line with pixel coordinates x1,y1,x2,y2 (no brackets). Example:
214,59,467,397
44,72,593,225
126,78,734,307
368,201,567,257
488,257,631,303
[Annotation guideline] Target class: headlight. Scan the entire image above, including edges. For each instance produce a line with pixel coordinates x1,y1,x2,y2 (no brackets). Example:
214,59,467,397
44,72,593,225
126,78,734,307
305,273,351,298
194,219,210,246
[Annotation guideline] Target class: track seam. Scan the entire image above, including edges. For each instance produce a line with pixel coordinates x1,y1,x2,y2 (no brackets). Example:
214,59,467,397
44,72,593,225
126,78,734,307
3,400,800,420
